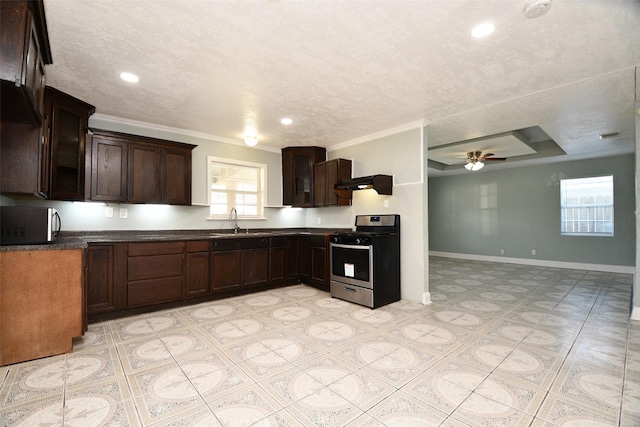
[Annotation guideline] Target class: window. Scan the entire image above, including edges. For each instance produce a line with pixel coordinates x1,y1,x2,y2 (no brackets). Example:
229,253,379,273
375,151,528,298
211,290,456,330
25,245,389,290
207,156,266,219
560,175,613,236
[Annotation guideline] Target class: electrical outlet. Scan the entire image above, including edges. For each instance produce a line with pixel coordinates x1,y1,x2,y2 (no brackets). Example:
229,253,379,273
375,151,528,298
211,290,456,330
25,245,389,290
105,206,113,218
119,208,128,219
500,249,504,255
317,216,321,225
531,249,536,255
384,199,389,208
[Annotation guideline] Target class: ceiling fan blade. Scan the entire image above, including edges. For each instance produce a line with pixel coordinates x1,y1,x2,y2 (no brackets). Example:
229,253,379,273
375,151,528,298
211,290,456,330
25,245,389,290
482,153,495,157
483,157,507,161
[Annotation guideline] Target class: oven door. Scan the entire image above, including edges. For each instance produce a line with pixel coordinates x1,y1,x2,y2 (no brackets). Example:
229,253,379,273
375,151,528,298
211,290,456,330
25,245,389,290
330,243,373,289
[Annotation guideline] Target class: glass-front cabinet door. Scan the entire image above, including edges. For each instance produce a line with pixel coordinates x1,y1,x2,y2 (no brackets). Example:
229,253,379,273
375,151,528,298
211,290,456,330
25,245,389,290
43,87,95,201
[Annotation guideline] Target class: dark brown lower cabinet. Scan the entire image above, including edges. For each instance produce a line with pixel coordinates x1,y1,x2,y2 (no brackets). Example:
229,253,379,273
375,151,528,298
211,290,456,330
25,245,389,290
242,238,269,288
211,250,241,291
86,234,313,321
270,236,300,285
127,242,184,307
86,244,116,314
300,235,329,290
211,238,242,292
185,241,210,297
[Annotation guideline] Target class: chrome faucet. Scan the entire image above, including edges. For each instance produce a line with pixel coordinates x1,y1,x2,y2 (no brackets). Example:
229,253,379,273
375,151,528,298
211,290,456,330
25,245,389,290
229,207,240,234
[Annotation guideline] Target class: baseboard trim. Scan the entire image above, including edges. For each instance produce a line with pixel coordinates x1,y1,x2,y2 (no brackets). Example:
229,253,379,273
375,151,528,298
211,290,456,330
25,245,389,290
422,292,432,305
428,251,635,274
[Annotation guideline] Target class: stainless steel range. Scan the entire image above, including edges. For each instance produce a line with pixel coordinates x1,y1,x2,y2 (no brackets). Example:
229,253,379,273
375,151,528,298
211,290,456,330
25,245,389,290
329,214,400,308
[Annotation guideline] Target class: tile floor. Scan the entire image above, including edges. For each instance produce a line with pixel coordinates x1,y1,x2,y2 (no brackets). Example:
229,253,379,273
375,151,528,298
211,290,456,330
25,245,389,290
1,257,639,426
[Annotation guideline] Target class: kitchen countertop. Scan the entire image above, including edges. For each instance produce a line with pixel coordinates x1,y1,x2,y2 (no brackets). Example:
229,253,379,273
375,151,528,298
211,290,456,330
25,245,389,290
0,228,351,252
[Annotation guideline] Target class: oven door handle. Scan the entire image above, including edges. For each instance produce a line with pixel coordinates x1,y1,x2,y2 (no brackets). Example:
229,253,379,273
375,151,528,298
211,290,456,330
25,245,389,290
330,243,372,250
343,287,357,292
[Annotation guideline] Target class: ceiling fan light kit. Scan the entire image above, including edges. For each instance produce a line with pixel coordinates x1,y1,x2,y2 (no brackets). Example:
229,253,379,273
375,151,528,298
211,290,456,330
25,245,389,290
464,151,506,171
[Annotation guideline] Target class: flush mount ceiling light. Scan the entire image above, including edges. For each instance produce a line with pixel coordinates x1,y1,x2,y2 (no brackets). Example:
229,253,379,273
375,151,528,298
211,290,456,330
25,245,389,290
471,22,495,38
524,0,552,18
119,72,139,83
281,118,293,125
244,136,258,147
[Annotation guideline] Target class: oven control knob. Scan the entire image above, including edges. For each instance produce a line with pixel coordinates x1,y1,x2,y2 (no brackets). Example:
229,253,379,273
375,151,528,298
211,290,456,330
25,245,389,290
356,238,362,244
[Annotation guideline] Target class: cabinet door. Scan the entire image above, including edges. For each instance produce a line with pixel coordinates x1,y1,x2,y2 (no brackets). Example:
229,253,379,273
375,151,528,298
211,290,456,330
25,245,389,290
129,143,161,203
281,147,326,207
86,244,115,314
313,159,352,207
242,248,269,288
285,236,300,281
310,246,327,289
0,121,40,195
45,89,93,201
211,250,241,291
313,162,326,207
326,159,352,206
0,2,50,125
270,237,285,284
186,241,210,297
89,136,128,202
163,147,191,205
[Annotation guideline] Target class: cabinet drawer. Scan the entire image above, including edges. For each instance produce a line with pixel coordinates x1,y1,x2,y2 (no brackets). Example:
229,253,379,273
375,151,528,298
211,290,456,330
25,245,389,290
186,240,209,252
128,241,184,256
128,253,183,281
310,235,327,247
128,277,183,306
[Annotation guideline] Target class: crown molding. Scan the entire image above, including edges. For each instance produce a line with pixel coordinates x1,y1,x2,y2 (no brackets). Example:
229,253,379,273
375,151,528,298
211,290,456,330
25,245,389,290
328,120,426,152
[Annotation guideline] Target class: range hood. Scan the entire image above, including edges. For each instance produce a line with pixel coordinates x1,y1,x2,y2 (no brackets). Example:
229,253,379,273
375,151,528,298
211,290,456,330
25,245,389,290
335,174,393,195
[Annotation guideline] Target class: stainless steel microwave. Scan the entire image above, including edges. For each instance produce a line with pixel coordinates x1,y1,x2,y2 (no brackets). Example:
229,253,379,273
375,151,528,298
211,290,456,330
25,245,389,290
0,206,61,245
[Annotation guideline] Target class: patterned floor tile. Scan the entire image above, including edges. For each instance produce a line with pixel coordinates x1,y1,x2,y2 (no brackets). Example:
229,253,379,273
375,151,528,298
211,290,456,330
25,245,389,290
1,259,634,427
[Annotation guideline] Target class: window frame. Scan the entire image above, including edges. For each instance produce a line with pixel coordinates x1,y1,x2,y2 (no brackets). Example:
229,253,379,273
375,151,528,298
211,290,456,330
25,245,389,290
206,156,267,220
560,174,614,237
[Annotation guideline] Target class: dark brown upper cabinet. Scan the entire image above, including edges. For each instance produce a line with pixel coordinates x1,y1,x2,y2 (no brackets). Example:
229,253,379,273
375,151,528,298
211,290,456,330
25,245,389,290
86,129,195,205
314,158,352,207
128,143,162,203
42,87,95,201
0,1,52,125
282,146,326,207
0,87,94,199
87,133,128,202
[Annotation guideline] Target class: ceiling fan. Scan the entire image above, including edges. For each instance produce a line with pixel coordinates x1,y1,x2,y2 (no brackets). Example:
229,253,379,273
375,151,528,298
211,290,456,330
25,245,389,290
464,151,507,171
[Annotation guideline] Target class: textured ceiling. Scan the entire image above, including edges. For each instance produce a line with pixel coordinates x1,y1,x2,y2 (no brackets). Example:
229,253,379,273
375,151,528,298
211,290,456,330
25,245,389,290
42,0,640,174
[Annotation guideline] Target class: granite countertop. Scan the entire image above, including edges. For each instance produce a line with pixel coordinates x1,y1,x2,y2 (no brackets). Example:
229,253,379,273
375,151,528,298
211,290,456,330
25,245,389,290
0,228,350,252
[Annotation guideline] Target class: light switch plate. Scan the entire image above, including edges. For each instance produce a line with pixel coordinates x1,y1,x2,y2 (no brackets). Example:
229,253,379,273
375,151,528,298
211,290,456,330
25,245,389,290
119,208,128,219
105,206,113,218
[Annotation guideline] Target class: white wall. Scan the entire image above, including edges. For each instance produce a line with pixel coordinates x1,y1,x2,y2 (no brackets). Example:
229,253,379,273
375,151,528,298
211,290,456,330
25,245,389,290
307,125,429,304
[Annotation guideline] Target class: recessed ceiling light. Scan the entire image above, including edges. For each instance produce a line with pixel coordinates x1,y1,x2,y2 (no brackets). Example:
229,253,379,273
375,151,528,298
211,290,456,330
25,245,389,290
471,22,495,38
120,72,139,83
281,118,293,125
